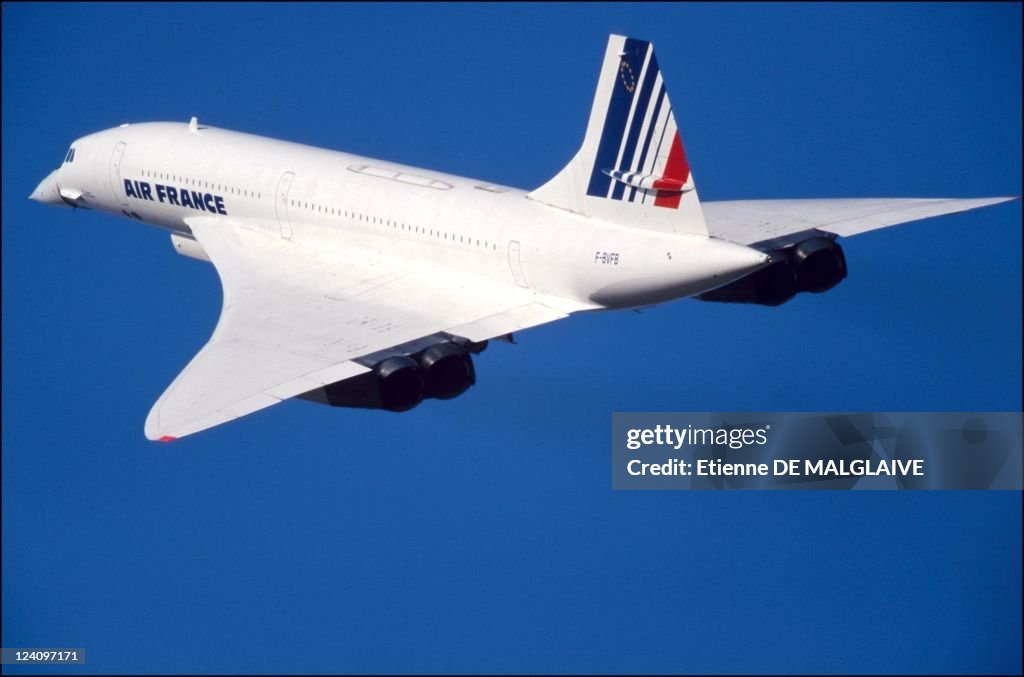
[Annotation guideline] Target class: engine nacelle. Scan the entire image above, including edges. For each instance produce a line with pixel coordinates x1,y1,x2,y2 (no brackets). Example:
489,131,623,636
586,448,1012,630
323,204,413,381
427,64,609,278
699,237,846,306
420,343,475,400
697,259,799,306
374,356,425,411
790,237,847,293
299,342,478,411
308,356,424,411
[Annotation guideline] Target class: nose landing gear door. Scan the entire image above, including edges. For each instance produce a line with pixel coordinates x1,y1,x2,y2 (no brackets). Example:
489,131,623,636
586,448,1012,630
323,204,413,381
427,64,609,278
109,141,128,207
508,240,529,288
275,171,295,240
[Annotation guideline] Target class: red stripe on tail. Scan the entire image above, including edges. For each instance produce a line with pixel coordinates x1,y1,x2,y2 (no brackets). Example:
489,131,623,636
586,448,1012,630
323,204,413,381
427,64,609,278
654,131,690,209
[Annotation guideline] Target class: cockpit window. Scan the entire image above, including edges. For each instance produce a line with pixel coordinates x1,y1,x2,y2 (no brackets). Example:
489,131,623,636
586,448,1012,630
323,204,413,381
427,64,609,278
63,147,76,163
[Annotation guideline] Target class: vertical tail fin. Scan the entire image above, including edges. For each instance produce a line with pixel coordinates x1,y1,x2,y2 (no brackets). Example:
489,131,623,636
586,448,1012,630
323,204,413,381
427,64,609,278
527,35,707,236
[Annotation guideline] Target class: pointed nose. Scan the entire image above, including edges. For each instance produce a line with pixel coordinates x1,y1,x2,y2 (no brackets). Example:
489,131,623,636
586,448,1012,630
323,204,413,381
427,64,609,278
29,169,66,206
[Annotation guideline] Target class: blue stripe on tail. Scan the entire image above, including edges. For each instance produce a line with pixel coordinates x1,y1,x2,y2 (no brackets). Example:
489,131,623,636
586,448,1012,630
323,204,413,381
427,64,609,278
610,51,662,200
585,38,651,199
628,85,667,203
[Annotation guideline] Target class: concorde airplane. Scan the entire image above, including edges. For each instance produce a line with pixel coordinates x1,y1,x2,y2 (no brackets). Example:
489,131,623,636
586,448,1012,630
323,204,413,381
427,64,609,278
30,35,1015,441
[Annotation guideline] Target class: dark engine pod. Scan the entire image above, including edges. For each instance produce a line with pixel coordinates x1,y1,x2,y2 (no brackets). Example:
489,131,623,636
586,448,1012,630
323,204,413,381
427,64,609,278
374,356,425,411
699,237,847,306
790,237,847,293
314,355,424,411
698,259,799,306
420,343,475,400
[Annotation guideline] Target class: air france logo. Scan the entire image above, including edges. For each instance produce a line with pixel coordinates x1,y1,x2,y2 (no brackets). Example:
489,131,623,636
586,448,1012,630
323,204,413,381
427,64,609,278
123,179,227,215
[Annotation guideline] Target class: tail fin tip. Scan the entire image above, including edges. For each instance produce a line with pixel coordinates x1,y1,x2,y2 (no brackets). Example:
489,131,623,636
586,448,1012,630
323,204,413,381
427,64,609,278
527,34,706,236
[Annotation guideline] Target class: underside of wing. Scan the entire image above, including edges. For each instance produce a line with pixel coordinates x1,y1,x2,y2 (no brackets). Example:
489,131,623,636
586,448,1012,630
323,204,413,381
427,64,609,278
145,217,589,441
702,197,1017,248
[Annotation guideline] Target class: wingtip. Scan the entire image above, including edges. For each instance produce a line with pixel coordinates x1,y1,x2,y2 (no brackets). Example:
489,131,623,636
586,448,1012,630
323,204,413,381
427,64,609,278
144,417,177,442
979,196,1021,210
144,409,163,441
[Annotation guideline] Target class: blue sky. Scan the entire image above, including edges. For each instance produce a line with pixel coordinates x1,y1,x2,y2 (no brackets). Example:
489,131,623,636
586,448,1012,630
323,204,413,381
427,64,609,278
2,3,1021,674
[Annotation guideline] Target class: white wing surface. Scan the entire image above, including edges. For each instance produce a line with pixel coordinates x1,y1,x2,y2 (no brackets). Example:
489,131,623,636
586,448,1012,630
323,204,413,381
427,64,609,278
702,197,1017,246
145,216,586,441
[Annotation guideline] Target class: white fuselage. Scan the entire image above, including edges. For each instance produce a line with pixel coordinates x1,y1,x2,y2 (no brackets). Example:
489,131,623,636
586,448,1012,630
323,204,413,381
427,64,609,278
35,122,766,309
